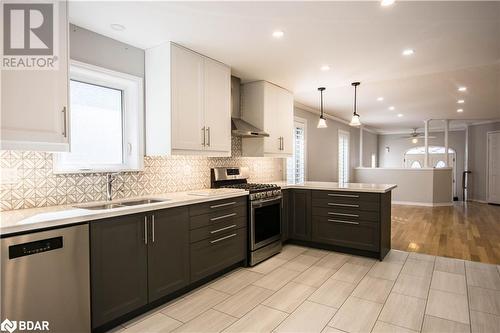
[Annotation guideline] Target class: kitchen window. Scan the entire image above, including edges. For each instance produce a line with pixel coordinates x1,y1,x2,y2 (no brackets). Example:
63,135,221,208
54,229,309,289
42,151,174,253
54,61,143,173
287,118,307,183
338,130,350,183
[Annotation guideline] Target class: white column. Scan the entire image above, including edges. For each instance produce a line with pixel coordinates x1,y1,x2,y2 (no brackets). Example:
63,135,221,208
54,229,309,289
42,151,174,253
359,126,363,167
424,120,429,168
444,119,449,166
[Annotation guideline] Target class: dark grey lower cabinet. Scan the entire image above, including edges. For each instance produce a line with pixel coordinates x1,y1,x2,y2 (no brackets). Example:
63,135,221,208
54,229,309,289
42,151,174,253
281,190,289,242
147,207,189,302
190,228,246,282
289,189,311,241
90,207,190,329
90,214,148,329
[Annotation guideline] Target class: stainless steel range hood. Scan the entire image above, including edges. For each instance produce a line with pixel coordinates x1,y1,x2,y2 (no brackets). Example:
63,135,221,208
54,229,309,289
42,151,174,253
231,76,269,137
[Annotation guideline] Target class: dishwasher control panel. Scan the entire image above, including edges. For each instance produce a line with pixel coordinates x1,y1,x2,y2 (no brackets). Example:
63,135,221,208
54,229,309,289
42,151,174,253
9,236,63,259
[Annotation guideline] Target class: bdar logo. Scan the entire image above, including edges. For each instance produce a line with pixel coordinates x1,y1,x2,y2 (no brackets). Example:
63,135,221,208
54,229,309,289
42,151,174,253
0,319,17,333
3,3,54,56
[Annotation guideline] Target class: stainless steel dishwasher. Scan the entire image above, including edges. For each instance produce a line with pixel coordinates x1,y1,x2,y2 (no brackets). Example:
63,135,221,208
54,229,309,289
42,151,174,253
1,224,91,333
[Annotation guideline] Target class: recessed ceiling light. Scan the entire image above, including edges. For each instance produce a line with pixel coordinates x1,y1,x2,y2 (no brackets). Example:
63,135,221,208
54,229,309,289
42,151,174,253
457,109,464,113
397,113,403,117
402,49,415,56
457,99,465,104
110,23,126,31
320,65,331,71
272,30,284,38
389,106,395,110
377,97,384,101
458,87,467,92
381,0,396,6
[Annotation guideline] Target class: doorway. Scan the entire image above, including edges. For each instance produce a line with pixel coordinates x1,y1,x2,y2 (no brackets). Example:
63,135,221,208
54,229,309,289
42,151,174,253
487,131,500,204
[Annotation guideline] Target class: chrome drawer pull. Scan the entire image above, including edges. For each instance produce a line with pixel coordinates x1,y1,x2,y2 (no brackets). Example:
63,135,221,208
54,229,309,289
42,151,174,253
327,219,360,225
327,193,359,198
210,224,237,234
210,201,236,209
144,216,148,245
327,203,359,208
210,213,237,222
210,233,237,244
328,212,359,218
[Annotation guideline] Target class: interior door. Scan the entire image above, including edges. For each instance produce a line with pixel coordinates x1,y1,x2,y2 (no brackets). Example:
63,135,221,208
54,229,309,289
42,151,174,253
488,132,500,204
203,58,231,154
171,44,204,151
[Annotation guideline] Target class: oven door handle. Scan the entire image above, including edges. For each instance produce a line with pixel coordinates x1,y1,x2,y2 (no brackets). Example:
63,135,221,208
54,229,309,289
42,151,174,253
251,196,282,208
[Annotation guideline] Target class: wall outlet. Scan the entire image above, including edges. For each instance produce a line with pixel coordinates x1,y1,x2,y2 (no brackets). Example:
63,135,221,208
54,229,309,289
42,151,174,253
1,167,20,185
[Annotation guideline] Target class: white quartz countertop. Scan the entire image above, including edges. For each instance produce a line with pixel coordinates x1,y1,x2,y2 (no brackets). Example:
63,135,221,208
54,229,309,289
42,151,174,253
273,181,397,193
0,188,248,236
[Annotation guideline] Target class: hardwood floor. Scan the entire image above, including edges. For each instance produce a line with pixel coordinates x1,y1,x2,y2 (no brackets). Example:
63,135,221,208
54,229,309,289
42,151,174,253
391,202,500,264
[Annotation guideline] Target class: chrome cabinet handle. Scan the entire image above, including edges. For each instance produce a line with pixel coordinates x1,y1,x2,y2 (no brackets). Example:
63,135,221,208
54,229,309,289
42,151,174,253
210,224,236,234
210,213,237,222
62,106,67,137
151,214,155,243
328,212,359,218
201,127,206,146
206,127,211,147
327,203,359,208
327,193,359,198
210,233,237,244
144,216,148,245
210,201,236,209
327,219,360,225
281,137,284,150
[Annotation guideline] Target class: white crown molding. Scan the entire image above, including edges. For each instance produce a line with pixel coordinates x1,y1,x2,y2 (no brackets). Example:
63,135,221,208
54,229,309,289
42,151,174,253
377,118,500,135
294,102,379,134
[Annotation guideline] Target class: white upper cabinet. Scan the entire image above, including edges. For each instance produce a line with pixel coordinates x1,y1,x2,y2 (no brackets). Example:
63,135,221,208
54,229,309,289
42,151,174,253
241,81,294,157
203,59,231,153
1,1,69,152
145,43,231,156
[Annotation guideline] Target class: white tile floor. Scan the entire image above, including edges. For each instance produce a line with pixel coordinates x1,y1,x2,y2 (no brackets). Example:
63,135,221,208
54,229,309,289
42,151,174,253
109,245,500,333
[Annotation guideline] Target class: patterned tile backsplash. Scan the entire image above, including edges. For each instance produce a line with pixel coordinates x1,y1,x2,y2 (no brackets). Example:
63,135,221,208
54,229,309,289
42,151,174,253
0,137,284,211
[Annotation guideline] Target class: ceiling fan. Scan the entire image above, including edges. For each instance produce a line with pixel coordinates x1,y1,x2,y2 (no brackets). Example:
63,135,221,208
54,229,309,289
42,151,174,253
399,128,436,144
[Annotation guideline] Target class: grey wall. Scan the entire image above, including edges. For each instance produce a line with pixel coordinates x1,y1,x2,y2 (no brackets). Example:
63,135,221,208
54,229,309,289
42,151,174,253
69,24,144,77
294,107,361,182
362,131,378,167
467,121,500,202
378,130,465,200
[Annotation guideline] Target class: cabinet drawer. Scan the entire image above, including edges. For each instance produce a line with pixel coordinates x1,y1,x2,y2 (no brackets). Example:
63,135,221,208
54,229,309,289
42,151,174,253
311,216,379,251
190,228,247,282
189,196,247,217
190,216,247,243
311,207,380,223
189,205,247,230
312,190,379,202
312,192,379,211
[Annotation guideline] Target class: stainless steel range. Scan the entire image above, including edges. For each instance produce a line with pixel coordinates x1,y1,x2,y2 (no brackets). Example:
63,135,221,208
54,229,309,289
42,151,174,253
211,167,282,266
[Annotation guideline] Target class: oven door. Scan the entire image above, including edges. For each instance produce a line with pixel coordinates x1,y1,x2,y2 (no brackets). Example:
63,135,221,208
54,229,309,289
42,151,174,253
250,196,282,251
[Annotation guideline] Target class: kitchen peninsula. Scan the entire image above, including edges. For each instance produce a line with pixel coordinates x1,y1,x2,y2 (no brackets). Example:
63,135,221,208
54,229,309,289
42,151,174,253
277,181,397,261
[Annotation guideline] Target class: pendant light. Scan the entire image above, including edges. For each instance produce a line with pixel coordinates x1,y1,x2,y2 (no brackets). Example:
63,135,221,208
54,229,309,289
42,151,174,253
317,87,327,128
349,82,361,127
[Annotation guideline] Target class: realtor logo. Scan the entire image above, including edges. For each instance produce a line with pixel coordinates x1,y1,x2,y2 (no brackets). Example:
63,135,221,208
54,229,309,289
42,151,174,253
0,319,17,333
3,3,53,55
1,1,59,69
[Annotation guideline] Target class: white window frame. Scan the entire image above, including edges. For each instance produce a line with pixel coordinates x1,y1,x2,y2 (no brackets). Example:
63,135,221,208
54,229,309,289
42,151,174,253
287,117,308,183
338,129,350,183
54,61,144,173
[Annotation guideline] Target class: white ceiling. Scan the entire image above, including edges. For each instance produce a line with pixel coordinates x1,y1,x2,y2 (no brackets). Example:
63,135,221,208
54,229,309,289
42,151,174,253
69,1,500,132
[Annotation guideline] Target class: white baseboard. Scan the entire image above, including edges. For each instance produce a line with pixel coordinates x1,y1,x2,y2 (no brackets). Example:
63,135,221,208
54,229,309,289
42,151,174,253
392,201,453,207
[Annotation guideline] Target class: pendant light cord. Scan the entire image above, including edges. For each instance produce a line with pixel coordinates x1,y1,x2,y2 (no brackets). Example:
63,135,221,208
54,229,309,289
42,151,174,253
318,87,326,118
